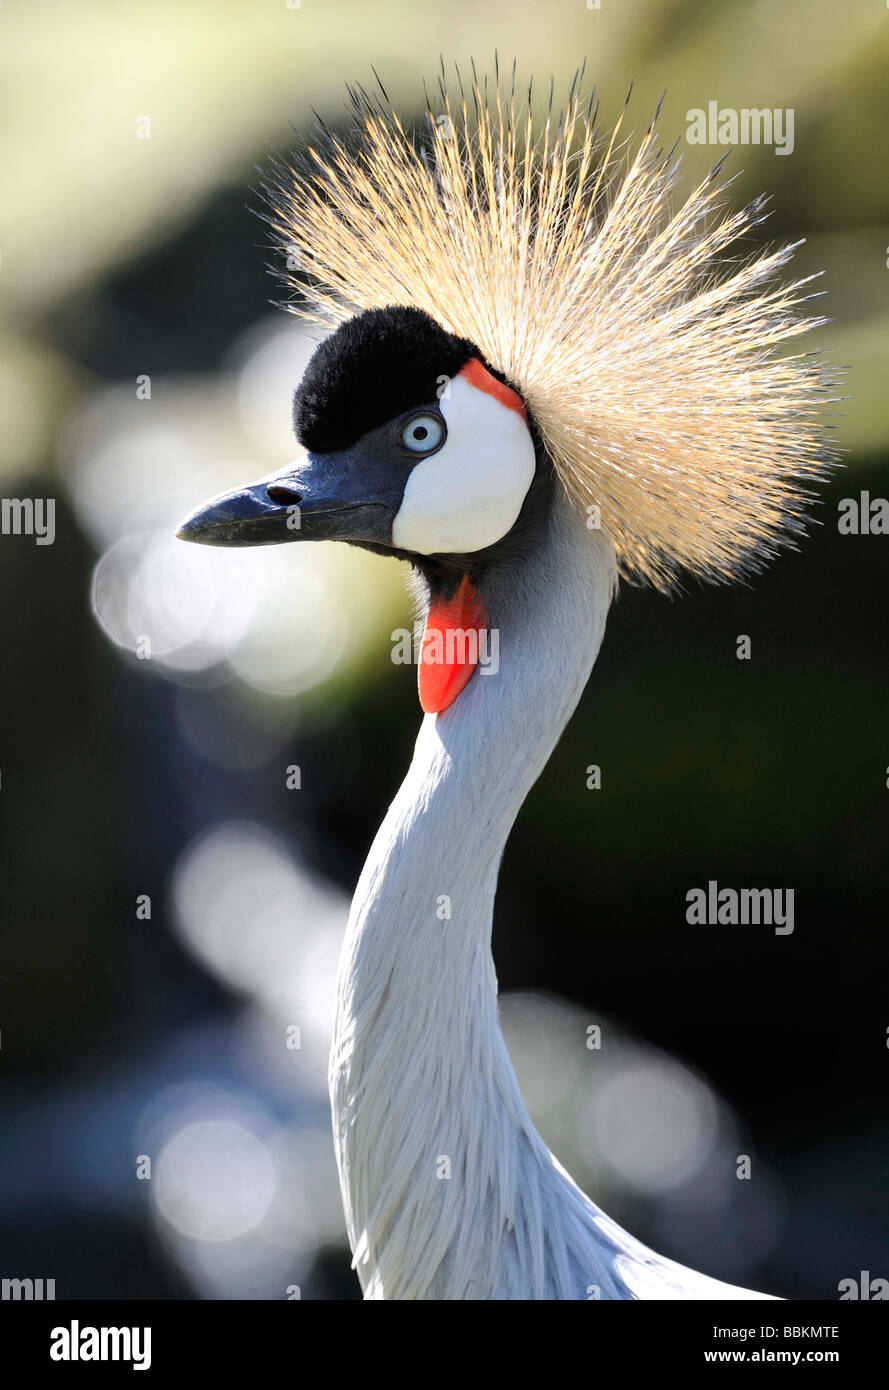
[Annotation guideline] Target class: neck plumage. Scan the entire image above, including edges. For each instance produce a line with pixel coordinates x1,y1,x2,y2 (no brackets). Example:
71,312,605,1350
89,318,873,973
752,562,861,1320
330,490,622,1299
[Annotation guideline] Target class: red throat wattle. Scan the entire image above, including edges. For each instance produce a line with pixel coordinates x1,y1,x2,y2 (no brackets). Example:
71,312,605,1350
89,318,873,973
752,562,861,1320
418,576,489,714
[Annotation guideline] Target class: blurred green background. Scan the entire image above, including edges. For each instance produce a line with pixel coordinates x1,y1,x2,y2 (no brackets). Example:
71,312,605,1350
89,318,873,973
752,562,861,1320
0,0,887,1299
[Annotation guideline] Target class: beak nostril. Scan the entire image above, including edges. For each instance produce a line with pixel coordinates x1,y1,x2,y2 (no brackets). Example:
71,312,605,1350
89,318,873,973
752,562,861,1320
267,485,302,505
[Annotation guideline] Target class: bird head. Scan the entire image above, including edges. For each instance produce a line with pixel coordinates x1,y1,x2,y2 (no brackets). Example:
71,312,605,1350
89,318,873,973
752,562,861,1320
176,64,835,711
177,304,545,567
177,304,553,711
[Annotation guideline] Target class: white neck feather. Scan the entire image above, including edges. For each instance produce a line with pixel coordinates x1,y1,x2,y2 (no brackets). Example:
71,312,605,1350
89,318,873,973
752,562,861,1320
329,489,768,1301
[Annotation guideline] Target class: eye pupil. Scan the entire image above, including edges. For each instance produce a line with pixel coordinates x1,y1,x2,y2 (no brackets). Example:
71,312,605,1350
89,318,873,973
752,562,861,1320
413,426,428,441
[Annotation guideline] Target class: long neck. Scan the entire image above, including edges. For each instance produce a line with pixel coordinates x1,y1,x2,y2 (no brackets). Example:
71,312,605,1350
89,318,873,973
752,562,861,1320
330,491,618,1299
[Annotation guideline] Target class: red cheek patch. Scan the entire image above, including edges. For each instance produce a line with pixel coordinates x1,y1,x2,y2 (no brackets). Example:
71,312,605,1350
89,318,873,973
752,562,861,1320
418,576,489,714
457,359,527,421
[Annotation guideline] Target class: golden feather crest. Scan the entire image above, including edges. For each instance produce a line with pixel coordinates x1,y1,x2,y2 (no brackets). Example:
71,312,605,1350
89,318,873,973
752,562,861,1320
266,63,835,587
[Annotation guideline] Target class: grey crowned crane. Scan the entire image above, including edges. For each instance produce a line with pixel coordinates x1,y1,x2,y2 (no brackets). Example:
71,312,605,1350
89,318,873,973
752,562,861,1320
177,66,833,1299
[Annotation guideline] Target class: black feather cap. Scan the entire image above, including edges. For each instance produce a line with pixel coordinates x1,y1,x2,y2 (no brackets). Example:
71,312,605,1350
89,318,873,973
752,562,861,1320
293,305,478,454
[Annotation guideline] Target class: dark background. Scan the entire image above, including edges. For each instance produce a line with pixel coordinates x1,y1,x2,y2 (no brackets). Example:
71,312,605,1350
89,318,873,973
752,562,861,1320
1,0,887,1300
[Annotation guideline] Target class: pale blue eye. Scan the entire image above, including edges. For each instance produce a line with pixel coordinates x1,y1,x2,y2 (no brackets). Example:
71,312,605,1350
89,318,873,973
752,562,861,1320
402,414,444,453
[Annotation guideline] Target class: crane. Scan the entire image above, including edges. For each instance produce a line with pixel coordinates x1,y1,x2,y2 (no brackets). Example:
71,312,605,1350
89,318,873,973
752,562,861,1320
176,65,833,1299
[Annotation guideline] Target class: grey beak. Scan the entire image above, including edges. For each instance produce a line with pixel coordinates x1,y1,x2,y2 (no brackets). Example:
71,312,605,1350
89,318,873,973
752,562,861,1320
176,451,400,548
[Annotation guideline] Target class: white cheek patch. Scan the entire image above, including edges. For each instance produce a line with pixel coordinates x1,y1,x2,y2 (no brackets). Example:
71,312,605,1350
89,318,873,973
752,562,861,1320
391,374,535,555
